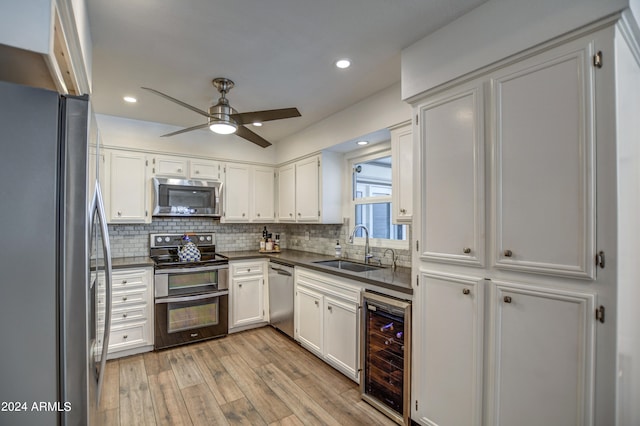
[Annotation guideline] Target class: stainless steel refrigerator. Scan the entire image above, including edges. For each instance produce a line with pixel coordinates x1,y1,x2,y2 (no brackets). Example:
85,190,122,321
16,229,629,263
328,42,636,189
0,81,112,426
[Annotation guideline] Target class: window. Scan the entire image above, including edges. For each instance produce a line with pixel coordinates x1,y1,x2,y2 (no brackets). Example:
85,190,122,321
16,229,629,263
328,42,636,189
350,151,407,247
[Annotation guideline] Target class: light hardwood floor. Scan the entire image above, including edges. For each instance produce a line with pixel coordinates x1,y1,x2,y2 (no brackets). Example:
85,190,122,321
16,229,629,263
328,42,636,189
99,326,397,425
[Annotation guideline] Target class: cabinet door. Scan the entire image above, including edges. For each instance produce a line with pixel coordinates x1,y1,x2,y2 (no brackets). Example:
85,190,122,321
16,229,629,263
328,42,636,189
224,163,250,221
277,164,296,221
324,296,359,381
190,159,220,180
414,272,484,426
231,275,264,328
391,122,413,223
108,151,149,223
492,41,595,278
420,83,485,266
153,155,187,177
252,166,275,221
489,282,595,426
295,156,320,222
295,285,323,356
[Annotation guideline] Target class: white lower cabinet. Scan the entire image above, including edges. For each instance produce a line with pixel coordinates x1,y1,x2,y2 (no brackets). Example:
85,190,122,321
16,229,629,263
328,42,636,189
295,268,360,382
488,282,596,426
230,260,268,331
414,272,484,426
97,267,154,359
413,273,596,426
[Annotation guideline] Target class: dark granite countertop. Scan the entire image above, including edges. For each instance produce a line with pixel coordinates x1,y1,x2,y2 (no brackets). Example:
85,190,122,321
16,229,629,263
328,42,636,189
111,256,155,269
221,249,413,295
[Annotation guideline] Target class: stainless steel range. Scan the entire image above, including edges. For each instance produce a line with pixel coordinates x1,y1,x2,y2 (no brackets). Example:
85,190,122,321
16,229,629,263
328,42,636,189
150,233,229,350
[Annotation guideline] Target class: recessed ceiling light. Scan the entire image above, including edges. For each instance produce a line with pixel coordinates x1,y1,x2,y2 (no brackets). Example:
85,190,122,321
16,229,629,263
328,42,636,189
252,122,263,127
335,59,351,69
356,140,369,146
123,96,137,103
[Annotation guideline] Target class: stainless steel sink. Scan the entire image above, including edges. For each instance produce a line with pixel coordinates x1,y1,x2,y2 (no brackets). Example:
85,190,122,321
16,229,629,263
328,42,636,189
312,259,384,273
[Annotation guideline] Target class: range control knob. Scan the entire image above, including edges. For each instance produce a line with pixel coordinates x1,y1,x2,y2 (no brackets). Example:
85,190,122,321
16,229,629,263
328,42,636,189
199,236,205,241
165,237,170,242
206,236,212,241
156,237,162,243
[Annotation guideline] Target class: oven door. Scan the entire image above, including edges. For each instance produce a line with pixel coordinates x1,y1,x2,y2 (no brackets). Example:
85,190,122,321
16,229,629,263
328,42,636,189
155,291,228,350
155,265,228,298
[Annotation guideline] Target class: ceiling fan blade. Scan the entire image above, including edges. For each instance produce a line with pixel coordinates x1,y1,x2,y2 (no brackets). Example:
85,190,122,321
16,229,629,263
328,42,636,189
160,122,210,137
235,125,272,148
141,87,211,118
231,107,301,125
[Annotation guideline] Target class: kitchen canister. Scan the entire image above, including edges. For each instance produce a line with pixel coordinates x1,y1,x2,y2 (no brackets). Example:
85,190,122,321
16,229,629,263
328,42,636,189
178,235,201,262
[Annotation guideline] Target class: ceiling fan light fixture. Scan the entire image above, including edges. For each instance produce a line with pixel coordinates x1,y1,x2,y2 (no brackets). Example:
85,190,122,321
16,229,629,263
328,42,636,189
209,121,237,134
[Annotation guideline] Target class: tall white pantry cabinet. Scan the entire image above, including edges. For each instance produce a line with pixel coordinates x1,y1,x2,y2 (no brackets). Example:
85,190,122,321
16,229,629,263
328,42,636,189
409,18,640,426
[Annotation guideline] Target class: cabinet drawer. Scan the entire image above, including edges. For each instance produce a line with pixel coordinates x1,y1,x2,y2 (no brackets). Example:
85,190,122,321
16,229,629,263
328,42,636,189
98,288,147,308
98,305,148,325
231,261,265,276
108,323,146,349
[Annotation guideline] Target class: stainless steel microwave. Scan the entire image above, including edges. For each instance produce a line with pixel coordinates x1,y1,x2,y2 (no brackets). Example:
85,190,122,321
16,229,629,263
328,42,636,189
152,177,222,217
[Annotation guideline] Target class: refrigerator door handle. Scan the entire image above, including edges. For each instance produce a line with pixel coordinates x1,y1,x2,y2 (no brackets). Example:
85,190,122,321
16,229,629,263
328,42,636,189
90,180,112,405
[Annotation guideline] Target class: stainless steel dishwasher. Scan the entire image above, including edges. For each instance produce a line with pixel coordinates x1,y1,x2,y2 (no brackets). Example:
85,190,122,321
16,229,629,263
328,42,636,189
268,261,294,338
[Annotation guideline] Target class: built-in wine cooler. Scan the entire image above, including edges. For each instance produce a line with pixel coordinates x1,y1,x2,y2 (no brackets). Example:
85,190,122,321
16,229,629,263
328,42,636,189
361,291,411,425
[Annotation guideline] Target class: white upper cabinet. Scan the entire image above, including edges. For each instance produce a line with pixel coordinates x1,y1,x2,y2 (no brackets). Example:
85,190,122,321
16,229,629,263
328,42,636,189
277,164,296,222
491,38,595,279
280,153,342,224
152,155,188,178
295,156,321,221
223,163,275,223
224,163,251,222
189,159,221,181
418,82,485,266
252,166,275,221
106,150,150,223
390,121,413,224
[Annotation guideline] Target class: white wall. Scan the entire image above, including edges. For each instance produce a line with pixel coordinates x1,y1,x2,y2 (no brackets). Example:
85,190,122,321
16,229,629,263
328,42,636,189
401,0,634,99
276,82,411,164
0,0,52,54
96,114,278,165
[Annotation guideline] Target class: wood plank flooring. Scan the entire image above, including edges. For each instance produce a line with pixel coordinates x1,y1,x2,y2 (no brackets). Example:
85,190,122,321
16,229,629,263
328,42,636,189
99,326,397,426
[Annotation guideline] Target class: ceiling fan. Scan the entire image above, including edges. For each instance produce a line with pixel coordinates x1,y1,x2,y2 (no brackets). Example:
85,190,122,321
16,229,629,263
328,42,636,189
141,77,301,148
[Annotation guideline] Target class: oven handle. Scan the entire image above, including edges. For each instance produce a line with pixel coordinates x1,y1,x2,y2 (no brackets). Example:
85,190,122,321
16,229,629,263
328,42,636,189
155,265,229,275
155,290,229,304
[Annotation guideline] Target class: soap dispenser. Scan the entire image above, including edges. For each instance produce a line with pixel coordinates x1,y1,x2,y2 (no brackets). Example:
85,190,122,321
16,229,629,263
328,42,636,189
335,240,342,258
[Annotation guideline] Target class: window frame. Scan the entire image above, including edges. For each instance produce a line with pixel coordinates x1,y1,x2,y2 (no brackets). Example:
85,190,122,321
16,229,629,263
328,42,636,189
346,147,409,250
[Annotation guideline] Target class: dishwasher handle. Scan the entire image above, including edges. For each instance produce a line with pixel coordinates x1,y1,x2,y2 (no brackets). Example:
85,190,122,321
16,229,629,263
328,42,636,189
270,265,293,276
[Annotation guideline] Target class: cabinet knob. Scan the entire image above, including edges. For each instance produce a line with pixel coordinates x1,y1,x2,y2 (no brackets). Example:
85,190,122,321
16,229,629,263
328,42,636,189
195,170,200,174
289,213,293,217
177,168,182,173
122,313,127,318
121,280,127,285
463,247,471,254
257,213,261,217
242,213,246,217
122,296,127,301
123,335,128,339
462,288,470,295
239,283,243,288
314,300,319,306
298,212,301,216
327,306,332,311
117,211,122,217
504,249,513,257
400,208,406,214
504,296,512,304
247,268,251,272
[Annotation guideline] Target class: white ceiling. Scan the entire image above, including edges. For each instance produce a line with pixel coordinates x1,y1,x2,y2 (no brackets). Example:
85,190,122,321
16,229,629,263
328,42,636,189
87,0,487,146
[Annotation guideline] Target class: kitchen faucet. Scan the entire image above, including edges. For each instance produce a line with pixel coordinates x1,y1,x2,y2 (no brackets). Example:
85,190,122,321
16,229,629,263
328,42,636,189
349,224,373,264
383,248,398,270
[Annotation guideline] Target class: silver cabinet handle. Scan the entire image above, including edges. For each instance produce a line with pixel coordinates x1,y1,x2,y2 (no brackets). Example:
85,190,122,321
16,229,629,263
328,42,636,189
504,250,513,257
504,296,512,303
463,247,471,254
462,288,470,295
